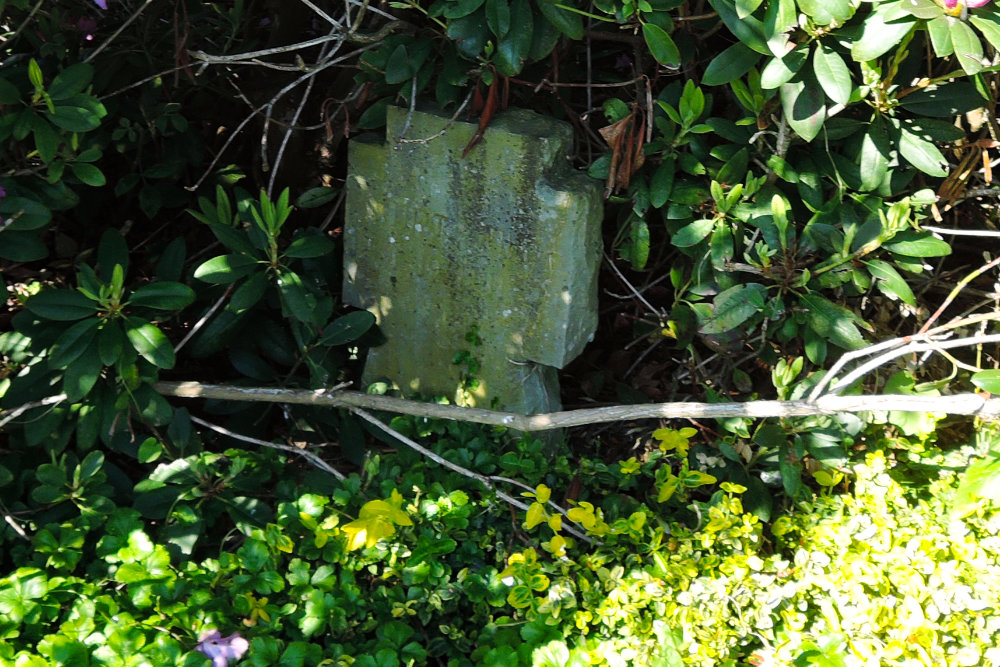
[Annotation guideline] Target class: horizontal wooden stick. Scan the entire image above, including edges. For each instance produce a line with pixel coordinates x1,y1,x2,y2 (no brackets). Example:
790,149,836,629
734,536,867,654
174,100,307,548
153,381,1000,432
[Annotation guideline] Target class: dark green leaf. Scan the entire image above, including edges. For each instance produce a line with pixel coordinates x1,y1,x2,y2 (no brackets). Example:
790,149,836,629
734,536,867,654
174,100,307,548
0,196,52,231
0,77,20,104
384,44,412,85
650,157,675,208
702,43,761,86
780,75,826,142
62,341,103,401
898,81,983,117
321,311,376,346
859,117,891,191
284,233,336,258
621,217,650,270
447,10,490,60
27,289,98,321
487,0,512,38
864,259,916,305
707,0,770,54
295,187,338,209
32,118,60,163
46,104,103,132
642,23,680,68
276,270,317,324
494,0,533,76
129,282,196,310
155,238,187,283
49,318,100,368
125,317,176,368
98,228,130,281
671,218,716,247
536,0,582,38
443,0,486,18
193,254,259,284
700,283,767,334
229,271,269,313
47,63,93,101
99,322,126,365
0,230,48,261
69,163,106,186
799,293,866,349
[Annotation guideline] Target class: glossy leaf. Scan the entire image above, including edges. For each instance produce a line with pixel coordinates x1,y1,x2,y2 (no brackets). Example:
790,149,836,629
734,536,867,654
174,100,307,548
897,81,983,117
883,231,952,257
283,233,336,258
859,117,891,191
780,76,826,142
760,46,808,89
26,289,98,321
702,43,760,86
950,18,984,74
193,254,259,284
642,23,680,68
320,311,376,346
49,318,101,368
851,9,915,62
864,259,916,305
812,43,852,105
536,0,582,39
708,0,770,54
494,0,533,76
276,269,316,324
797,0,853,25
129,282,196,310
0,196,52,231
47,63,93,101
671,218,716,247
125,317,176,368
62,342,103,401
897,123,948,177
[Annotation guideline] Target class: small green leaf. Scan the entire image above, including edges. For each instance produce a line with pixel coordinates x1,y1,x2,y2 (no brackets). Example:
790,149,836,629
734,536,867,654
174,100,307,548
26,289,98,321
276,270,317,324
284,233,336,258
69,163,106,186
193,254,259,284
384,44,412,85
642,23,680,68
294,187,338,209
708,0,770,54
46,104,103,132
864,259,916,305
321,311,377,346
671,218,716,247
125,317,176,368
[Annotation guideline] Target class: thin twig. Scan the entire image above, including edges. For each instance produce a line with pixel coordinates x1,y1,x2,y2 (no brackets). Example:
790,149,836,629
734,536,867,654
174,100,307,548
0,0,44,48
174,285,234,354
918,255,1000,334
190,415,346,480
921,226,1000,238
0,394,68,429
85,0,154,63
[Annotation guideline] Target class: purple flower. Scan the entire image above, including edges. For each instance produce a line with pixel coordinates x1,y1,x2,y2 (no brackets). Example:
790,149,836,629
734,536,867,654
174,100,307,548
93,0,108,9
0,186,6,201
195,631,249,667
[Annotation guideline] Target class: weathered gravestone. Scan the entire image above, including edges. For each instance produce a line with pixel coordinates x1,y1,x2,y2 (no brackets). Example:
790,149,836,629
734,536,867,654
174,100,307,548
343,105,602,414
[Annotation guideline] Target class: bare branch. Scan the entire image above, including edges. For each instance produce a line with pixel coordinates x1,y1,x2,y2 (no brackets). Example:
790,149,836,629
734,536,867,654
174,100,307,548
154,381,1000,430
0,394,68,430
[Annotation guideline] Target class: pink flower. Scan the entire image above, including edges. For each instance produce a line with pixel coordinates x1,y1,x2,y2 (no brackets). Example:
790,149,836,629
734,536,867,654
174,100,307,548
195,631,249,667
945,0,991,7
93,0,107,9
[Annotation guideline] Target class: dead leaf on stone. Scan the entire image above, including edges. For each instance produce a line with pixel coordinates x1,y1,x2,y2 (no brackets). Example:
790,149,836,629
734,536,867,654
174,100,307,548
598,104,646,198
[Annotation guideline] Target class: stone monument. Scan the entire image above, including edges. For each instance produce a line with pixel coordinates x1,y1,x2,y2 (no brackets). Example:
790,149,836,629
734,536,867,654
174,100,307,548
343,105,602,414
